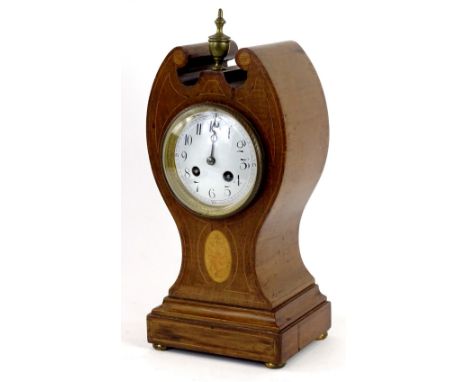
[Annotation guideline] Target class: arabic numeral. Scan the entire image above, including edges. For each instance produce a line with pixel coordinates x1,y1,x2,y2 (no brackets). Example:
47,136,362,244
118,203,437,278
184,168,190,178
181,151,187,160
240,158,250,170
208,188,216,199
237,140,246,149
184,134,192,146
209,118,220,132
237,139,246,153
195,123,202,135
224,186,231,197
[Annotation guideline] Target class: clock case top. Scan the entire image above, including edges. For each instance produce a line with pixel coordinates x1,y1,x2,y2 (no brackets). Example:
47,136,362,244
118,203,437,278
147,40,330,364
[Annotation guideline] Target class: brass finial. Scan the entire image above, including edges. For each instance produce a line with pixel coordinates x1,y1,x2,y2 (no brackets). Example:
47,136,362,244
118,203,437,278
208,9,231,71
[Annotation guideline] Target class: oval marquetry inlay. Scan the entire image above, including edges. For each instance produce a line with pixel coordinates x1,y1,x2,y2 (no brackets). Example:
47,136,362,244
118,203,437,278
204,230,232,283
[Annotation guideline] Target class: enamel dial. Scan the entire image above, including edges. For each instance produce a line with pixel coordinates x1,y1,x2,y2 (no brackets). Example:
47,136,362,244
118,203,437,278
162,104,263,217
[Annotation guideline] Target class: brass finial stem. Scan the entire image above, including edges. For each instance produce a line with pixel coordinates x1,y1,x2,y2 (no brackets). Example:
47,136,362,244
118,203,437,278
215,9,225,34
208,8,231,71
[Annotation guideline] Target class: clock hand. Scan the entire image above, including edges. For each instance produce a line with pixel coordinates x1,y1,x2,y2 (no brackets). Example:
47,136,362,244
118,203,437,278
210,135,216,157
206,132,217,165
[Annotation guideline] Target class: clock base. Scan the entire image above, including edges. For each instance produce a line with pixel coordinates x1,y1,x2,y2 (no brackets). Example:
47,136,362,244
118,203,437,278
147,286,331,366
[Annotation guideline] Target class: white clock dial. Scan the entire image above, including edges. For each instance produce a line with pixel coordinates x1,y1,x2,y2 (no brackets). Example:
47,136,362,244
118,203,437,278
162,104,262,217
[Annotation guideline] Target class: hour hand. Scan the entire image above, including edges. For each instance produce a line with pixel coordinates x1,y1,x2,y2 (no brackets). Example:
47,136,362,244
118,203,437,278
206,133,217,165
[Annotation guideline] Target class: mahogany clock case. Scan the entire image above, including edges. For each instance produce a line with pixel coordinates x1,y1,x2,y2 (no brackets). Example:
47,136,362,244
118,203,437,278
146,40,331,366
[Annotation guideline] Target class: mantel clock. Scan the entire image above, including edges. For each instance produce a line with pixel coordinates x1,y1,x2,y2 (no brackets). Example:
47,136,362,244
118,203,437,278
146,10,331,368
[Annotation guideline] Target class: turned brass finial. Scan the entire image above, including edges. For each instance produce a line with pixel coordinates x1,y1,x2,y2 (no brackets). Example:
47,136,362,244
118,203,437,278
208,9,231,71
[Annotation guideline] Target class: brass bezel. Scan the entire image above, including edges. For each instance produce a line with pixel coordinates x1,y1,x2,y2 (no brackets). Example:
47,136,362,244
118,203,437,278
162,103,263,218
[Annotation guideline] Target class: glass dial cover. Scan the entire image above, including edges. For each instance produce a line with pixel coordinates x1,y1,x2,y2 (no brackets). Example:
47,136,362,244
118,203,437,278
162,104,262,217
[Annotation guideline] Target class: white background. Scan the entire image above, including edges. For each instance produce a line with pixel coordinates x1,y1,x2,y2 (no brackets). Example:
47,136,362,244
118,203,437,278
1,1,468,381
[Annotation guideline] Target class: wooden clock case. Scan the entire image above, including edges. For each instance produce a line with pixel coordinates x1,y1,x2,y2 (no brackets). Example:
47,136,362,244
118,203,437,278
146,40,331,367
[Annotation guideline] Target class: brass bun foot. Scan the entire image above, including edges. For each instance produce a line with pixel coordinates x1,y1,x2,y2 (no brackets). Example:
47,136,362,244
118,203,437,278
153,343,168,351
316,332,328,341
265,362,286,369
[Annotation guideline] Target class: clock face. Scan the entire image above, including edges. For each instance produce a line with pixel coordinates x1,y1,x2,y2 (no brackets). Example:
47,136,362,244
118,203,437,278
162,104,263,217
